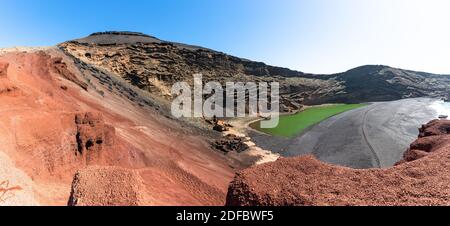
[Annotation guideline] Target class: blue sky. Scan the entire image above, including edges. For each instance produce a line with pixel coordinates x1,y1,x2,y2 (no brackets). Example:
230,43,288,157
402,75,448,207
1,0,449,74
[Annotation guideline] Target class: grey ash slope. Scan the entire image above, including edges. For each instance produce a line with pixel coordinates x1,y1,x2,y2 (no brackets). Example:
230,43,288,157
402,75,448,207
60,31,450,109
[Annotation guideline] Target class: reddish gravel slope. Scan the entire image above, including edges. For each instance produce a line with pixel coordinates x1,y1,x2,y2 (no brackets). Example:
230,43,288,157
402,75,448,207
0,49,234,206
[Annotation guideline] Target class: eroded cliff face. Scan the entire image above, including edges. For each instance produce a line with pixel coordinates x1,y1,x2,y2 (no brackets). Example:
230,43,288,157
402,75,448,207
0,48,235,206
59,32,450,111
226,120,450,206
58,32,346,112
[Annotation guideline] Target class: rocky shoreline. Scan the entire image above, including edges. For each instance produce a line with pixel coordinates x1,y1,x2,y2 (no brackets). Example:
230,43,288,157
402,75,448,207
226,119,450,206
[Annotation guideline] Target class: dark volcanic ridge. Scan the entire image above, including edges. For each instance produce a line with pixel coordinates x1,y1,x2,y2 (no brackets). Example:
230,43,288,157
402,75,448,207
75,31,216,52
60,31,450,110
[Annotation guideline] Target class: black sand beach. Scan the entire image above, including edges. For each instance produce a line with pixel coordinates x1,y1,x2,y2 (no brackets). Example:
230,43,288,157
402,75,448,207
249,98,441,169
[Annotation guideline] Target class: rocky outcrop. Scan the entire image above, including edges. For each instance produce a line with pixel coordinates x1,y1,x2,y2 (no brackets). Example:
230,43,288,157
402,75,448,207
0,62,9,77
226,120,450,206
49,57,88,90
213,134,250,153
68,166,147,206
58,32,340,112
75,112,116,165
0,61,19,95
397,120,450,164
419,119,450,137
67,163,230,206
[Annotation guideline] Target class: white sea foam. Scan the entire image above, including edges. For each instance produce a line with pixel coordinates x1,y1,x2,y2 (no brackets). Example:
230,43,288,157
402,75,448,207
430,100,450,117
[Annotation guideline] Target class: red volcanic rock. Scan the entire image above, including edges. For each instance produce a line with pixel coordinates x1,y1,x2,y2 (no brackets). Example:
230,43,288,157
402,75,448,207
419,119,450,137
68,166,147,206
226,120,450,206
401,120,450,163
0,61,19,95
49,57,88,90
402,149,429,162
75,112,116,165
0,62,9,77
0,81,18,95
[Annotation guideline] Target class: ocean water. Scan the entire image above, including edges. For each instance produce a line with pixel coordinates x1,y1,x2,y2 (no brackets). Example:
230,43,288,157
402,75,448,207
430,100,450,117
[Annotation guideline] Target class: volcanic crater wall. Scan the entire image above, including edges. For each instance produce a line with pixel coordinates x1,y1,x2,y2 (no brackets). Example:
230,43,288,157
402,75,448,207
59,32,450,110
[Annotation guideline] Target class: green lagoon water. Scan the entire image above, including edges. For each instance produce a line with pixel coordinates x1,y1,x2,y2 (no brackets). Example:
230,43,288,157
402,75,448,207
250,104,367,138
